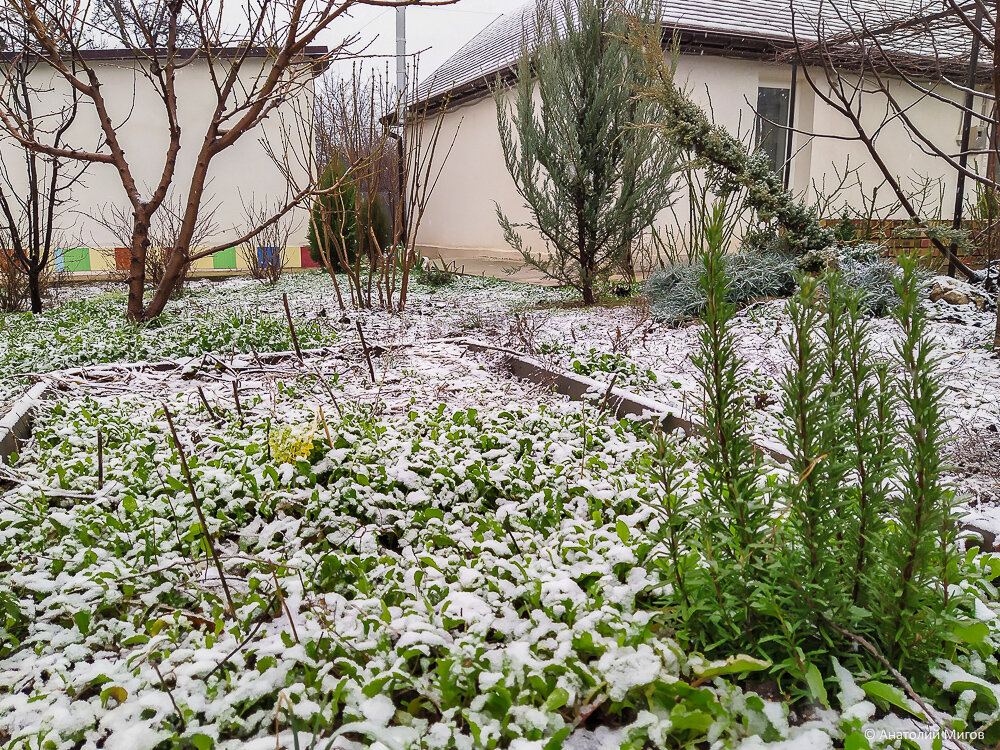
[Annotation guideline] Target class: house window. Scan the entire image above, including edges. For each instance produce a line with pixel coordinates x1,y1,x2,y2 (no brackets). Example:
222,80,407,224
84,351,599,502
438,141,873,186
755,87,791,177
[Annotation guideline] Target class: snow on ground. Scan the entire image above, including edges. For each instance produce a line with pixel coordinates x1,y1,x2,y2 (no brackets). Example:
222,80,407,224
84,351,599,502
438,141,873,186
4,270,999,534
2,271,1000,748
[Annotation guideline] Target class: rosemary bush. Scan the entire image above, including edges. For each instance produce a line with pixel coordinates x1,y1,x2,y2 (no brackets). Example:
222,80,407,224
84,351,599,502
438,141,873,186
649,230,970,698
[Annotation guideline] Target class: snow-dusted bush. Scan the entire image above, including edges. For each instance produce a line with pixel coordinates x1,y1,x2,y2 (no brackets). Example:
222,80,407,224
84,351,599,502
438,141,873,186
646,241,901,322
645,249,798,323
838,250,900,316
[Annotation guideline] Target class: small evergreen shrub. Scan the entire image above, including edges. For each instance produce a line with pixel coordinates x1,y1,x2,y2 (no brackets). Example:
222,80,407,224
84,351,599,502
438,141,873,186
833,242,904,316
645,249,798,323
358,192,393,261
646,239,901,322
307,158,358,269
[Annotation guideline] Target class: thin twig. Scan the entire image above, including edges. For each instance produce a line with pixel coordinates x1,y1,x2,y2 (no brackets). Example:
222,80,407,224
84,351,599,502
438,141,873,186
271,566,300,644
310,364,344,419
202,593,279,683
232,380,244,426
356,320,376,383
152,661,186,733
318,405,334,448
823,619,969,750
283,293,303,362
597,373,620,415
197,386,222,426
96,427,104,491
162,403,236,619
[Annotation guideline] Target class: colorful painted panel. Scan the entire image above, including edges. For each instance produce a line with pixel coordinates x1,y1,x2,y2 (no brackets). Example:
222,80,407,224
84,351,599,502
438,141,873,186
257,246,281,269
213,246,237,270
300,246,320,268
114,248,130,271
55,247,91,272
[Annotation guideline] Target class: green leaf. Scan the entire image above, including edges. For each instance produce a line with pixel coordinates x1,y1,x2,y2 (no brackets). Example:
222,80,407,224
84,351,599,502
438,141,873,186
861,680,925,720
670,704,714,732
952,620,989,647
122,496,138,513
692,654,770,680
844,730,871,750
544,727,572,750
100,685,127,708
73,610,91,636
804,663,829,708
189,734,214,750
616,519,629,544
543,688,569,711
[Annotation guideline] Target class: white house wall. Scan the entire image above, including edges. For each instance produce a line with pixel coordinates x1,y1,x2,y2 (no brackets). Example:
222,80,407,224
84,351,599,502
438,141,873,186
0,56,316,274
408,52,973,265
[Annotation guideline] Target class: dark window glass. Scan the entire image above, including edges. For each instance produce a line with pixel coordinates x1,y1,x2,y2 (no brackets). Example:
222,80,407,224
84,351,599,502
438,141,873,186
755,87,791,176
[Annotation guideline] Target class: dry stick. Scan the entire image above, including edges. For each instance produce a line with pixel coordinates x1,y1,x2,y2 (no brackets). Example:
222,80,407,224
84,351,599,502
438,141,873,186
197,386,222,425
232,380,244,426
162,404,236,619
309,364,344,419
271,566,300,644
96,428,104,491
318,405,334,448
202,593,280,683
355,320,376,383
282,292,303,362
152,660,186,734
597,373,620,415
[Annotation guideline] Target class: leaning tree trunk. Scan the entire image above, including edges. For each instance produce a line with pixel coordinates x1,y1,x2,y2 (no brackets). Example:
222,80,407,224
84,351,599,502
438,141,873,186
144,246,189,320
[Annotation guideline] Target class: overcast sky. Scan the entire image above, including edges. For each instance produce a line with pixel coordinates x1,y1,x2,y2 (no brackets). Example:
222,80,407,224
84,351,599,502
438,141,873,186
319,0,526,86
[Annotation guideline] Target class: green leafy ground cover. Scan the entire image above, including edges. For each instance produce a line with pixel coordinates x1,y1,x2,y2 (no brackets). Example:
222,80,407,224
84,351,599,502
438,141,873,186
3,382,997,749
1,271,999,748
0,273,572,415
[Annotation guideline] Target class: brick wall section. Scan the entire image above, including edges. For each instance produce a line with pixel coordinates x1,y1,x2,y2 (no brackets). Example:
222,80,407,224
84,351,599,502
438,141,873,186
819,219,996,269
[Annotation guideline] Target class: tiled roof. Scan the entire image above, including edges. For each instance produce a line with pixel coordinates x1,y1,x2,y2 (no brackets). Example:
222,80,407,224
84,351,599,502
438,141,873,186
417,0,966,104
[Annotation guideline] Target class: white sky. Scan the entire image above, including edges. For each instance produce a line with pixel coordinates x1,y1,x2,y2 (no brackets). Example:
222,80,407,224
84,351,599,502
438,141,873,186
319,0,526,86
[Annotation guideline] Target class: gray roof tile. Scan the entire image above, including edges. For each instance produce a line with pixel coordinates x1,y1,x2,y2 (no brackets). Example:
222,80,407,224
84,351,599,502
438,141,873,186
417,0,965,103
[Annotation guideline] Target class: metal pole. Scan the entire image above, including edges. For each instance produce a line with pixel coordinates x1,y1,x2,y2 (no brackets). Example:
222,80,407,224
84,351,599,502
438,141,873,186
394,7,407,248
396,7,407,102
950,6,984,277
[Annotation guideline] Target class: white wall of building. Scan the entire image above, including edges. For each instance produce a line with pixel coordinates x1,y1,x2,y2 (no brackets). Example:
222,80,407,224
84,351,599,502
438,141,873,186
0,55,316,273
408,52,973,266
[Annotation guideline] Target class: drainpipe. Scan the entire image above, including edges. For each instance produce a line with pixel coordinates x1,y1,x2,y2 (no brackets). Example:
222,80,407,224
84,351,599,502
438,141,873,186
783,63,798,191
386,129,406,247
949,6,984,277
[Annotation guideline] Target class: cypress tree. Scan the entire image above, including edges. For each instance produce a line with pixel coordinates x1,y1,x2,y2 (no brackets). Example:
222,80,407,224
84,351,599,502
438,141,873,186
307,157,359,269
495,0,680,304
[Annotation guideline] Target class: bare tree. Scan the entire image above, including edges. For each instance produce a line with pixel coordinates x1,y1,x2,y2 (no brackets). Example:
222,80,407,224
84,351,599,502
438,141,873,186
239,201,293,285
285,61,457,311
0,37,89,313
0,0,455,321
785,0,1000,343
95,194,219,296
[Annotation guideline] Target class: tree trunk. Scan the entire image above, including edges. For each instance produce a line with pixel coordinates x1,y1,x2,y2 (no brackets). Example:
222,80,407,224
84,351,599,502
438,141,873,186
126,219,151,322
143,246,189,320
28,270,42,314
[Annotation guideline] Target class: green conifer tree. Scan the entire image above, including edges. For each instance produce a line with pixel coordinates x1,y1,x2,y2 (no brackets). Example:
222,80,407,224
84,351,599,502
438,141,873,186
307,158,359,269
495,0,680,304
